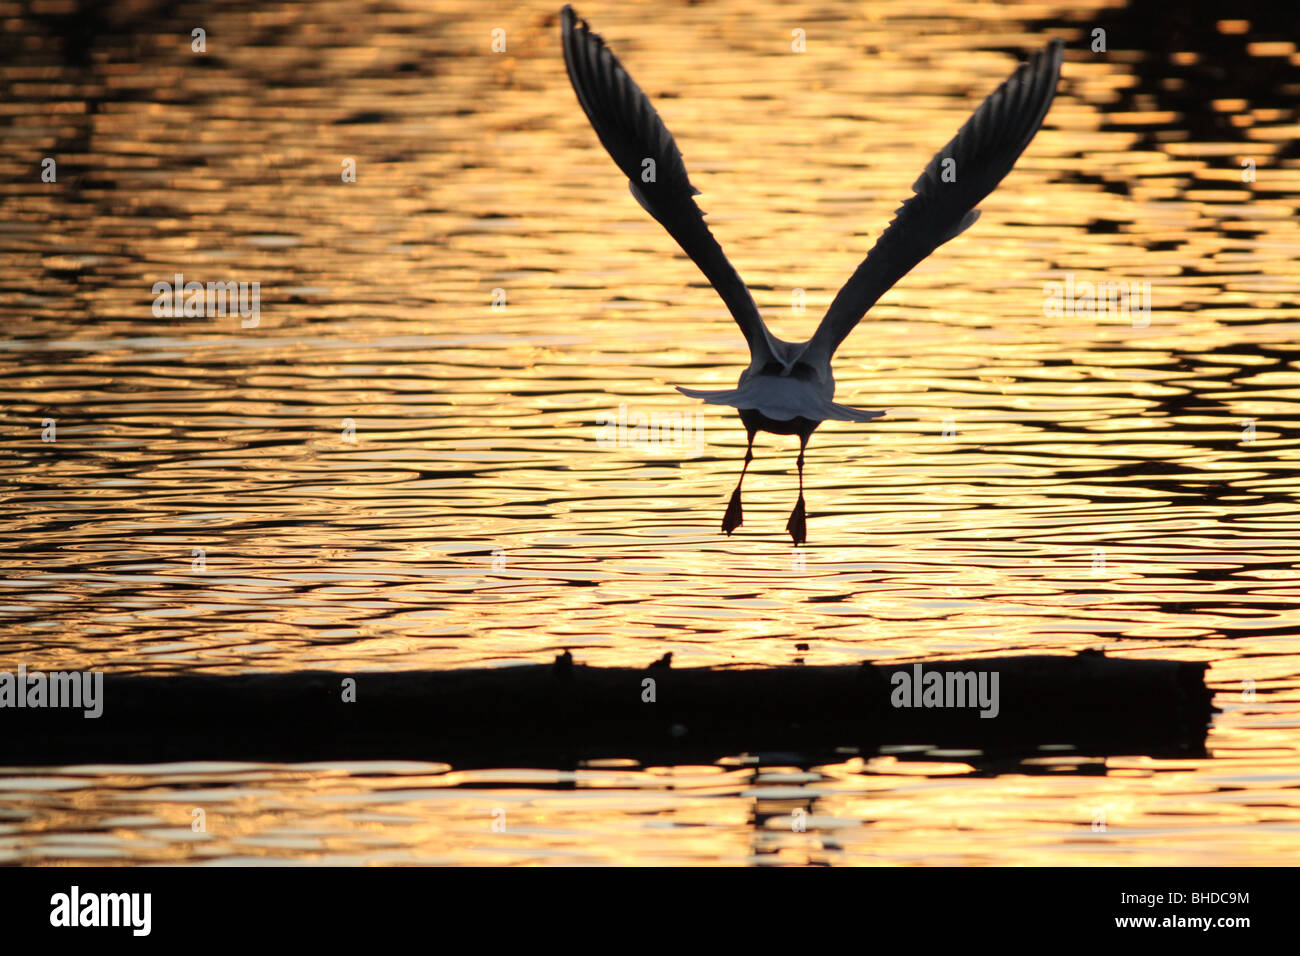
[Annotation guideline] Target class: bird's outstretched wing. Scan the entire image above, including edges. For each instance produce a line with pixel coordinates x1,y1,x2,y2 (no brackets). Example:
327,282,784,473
802,39,1063,365
561,5,776,364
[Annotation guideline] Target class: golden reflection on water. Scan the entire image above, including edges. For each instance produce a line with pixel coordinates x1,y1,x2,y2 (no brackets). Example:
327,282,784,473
1,0,1299,864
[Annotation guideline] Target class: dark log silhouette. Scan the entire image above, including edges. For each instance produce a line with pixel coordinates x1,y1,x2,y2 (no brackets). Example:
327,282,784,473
0,652,1214,767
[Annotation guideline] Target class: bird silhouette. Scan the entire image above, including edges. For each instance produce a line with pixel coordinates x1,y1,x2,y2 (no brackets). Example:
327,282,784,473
561,6,1063,543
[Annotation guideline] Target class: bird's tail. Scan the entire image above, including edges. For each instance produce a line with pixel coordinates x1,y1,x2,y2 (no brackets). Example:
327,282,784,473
676,385,886,423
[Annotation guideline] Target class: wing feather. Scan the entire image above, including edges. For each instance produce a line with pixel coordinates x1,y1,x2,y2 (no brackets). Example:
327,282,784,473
804,39,1064,363
562,6,776,363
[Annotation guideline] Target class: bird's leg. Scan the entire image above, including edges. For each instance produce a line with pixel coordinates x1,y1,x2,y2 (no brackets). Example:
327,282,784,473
722,428,756,535
786,433,809,545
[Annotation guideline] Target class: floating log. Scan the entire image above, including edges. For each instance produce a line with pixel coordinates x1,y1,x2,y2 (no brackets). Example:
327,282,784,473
0,652,1214,767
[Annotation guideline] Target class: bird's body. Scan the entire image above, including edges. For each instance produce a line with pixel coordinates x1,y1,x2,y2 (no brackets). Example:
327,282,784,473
561,6,1063,543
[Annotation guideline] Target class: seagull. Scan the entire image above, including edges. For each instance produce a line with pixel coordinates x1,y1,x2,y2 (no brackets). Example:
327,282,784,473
561,6,1063,544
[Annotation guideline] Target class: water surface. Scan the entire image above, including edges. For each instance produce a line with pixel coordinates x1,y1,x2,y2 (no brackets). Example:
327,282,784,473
1,0,1298,865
